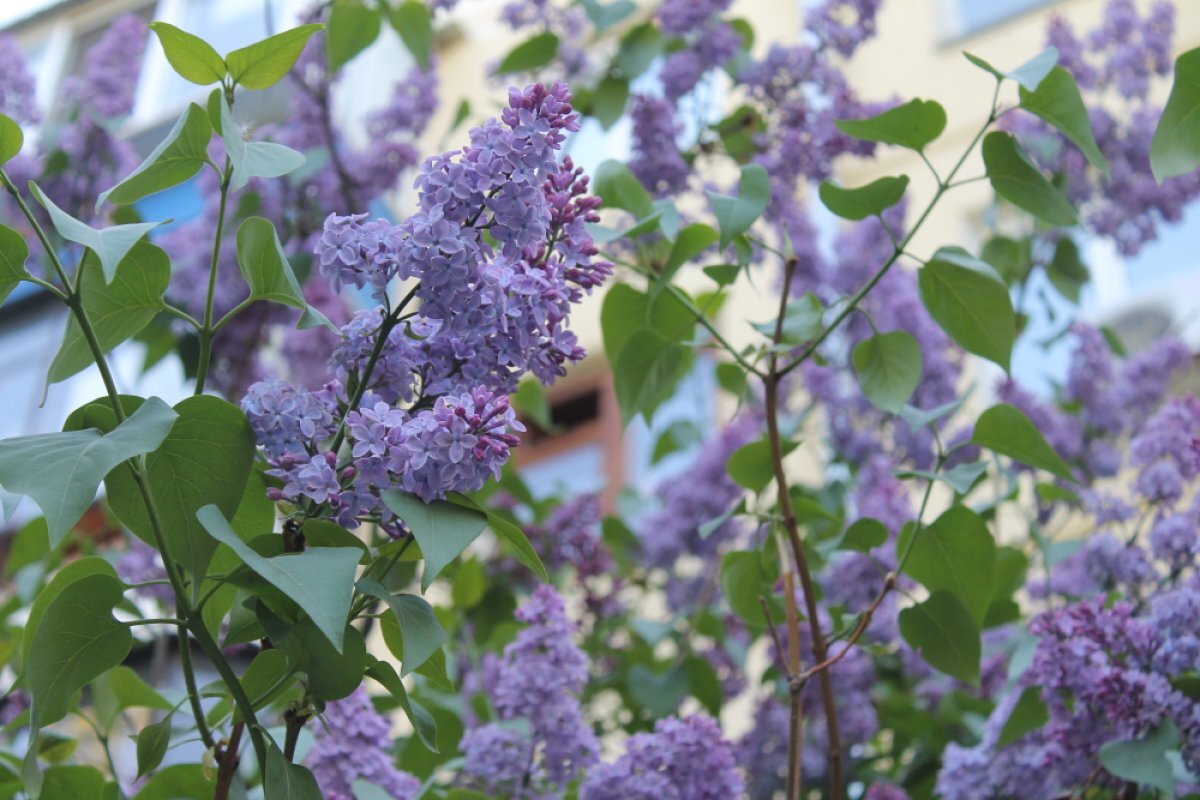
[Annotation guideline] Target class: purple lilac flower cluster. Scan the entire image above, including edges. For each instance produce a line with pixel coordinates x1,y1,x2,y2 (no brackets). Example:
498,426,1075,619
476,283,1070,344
243,82,608,525
461,586,599,797
1011,0,1200,255
579,714,744,800
520,493,622,616
0,33,41,125
498,0,590,76
305,687,421,800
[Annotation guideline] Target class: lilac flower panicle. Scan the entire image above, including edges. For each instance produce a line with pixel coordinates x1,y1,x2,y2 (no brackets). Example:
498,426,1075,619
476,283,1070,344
629,95,689,197
580,715,744,800
306,688,420,800
66,14,148,118
805,0,883,56
0,33,41,125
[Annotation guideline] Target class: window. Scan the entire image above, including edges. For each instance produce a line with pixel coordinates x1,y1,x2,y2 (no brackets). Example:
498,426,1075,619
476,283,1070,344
939,0,1055,40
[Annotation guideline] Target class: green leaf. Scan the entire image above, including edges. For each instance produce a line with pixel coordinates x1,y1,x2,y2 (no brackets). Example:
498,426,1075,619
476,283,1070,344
1098,720,1181,795
357,578,447,676
259,609,365,701
720,550,776,627
0,397,176,546
135,715,172,778
364,656,439,752
220,101,305,191
997,686,1048,748
852,331,922,413
99,104,211,207
591,75,630,129
832,518,888,554
982,132,1077,226
497,31,559,74
918,246,1016,371
0,112,23,164
327,0,381,71
657,223,718,296
752,291,824,345
47,244,169,385
69,395,255,585
614,24,663,79
447,493,548,581
91,666,172,732
235,216,307,308
265,743,322,800
134,764,214,799
594,160,655,219
1018,66,1107,171
1046,236,1089,303
601,284,693,359
965,47,1058,91
39,766,107,799
899,591,981,685
819,175,909,221
236,648,292,719
897,505,996,623
981,235,1032,286
971,403,1074,480
580,0,637,30
0,224,30,305
899,461,989,496
613,329,692,425
26,562,132,727
727,439,797,494
380,490,488,591
29,182,162,284
225,24,324,90
390,1,434,69
148,22,227,85
512,377,556,431
708,163,770,248
197,505,361,651
1152,46,1200,182
835,99,946,151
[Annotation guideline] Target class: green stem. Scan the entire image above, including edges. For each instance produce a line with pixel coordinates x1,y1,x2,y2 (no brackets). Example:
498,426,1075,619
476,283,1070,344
177,625,217,751
194,161,233,395
121,618,184,627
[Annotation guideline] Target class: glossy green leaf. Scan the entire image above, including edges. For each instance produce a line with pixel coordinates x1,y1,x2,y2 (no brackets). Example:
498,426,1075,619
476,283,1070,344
47,244,169,385
594,159,655,218
899,591,981,685
364,656,439,752
29,182,162,283
391,1,434,69
657,223,718,296
1098,720,1180,795
220,100,305,190
708,163,770,248
496,31,559,74
1019,66,1107,171
225,24,323,90
727,439,798,494
982,132,1077,226
997,686,1048,748
898,505,996,623
917,246,1015,371
148,22,227,85
0,224,30,305
68,395,255,585
358,578,447,677
965,47,1058,91
134,764,214,799
235,216,307,308
835,98,946,151
1151,46,1200,182
135,715,173,777
852,331,922,413
327,0,381,71
613,329,692,425
971,403,1074,480
380,490,488,591
26,563,131,727
819,175,909,221
265,744,323,800
0,398,176,546
197,505,361,651
0,112,23,164
99,104,211,207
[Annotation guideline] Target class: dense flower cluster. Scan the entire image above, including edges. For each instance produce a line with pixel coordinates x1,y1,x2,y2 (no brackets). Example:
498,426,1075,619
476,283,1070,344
1012,0,1200,255
461,586,598,796
0,33,41,126
579,715,744,800
306,688,421,800
242,81,607,524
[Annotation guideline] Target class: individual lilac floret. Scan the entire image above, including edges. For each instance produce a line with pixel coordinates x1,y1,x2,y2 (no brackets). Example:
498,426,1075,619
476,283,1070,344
305,688,420,800
462,586,598,796
0,33,41,124
579,715,744,800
